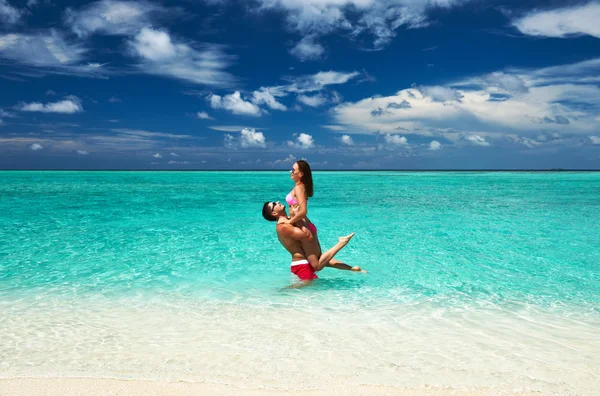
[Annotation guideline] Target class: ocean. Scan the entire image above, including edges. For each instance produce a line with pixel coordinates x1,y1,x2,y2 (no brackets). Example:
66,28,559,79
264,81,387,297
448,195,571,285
1,171,599,393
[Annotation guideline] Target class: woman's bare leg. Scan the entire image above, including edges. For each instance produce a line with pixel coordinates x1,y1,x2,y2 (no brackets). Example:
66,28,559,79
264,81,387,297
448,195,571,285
299,231,322,271
317,234,354,270
300,232,355,272
326,259,368,273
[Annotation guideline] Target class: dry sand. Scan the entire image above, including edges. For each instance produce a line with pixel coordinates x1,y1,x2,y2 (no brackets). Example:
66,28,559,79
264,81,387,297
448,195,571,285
0,378,546,396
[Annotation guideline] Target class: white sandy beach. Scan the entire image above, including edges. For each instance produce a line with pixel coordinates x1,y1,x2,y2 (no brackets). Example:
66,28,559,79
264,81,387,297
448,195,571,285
2,296,598,395
0,378,548,396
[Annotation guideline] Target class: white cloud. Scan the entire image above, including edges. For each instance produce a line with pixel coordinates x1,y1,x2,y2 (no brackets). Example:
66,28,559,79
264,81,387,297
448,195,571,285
18,97,83,114
340,134,354,145
0,137,47,145
128,27,235,87
331,57,600,139
297,94,327,107
463,134,490,147
383,134,407,145
170,152,178,156
525,58,600,86
223,128,267,149
197,111,214,120
313,70,360,86
65,0,161,37
252,88,287,111
590,136,600,145
238,70,360,112
520,137,542,148
108,96,121,103
0,0,21,24
209,91,262,116
111,128,195,139
429,140,441,150
130,27,176,60
30,143,43,151
331,90,342,104
87,62,107,69
224,134,235,149
239,158,263,165
153,152,162,158
421,85,462,102
0,30,88,68
274,154,297,164
484,72,528,94
322,124,346,131
241,128,266,148
254,0,466,51
0,109,15,117
284,70,361,93
289,35,324,60
287,133,315,149
0,128,200,155
513,3,600,39
4,7,233,84
209,125,256,132
0,31,107,78
240,70,359,113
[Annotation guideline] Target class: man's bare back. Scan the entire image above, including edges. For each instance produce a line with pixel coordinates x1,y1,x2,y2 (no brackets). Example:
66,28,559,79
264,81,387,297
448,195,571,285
276,222,311,262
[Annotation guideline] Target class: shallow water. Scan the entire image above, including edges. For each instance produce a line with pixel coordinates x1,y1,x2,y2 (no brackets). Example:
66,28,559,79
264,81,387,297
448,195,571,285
1,171,599,393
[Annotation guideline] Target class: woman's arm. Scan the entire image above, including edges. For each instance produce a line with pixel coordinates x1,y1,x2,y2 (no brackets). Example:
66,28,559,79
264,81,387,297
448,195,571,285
287,184,308,225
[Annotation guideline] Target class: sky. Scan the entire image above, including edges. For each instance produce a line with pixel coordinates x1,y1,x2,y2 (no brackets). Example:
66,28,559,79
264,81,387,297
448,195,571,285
1,0,599,169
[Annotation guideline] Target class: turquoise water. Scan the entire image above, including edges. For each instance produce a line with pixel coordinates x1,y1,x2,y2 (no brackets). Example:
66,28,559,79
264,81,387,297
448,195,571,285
2,171,599,307
1,171,599,393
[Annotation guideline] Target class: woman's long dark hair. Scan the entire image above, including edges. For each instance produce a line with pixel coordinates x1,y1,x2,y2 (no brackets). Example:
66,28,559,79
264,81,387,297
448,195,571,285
296,160,313,198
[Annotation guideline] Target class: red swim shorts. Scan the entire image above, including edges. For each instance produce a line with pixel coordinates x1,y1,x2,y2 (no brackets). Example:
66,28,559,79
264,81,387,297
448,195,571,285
291,260,318,280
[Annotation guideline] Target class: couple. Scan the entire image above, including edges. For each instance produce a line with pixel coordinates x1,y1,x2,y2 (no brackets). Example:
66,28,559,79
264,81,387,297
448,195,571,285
262,160,365,284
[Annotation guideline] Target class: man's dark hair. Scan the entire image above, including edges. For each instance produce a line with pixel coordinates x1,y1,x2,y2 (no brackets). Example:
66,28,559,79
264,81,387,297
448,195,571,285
262,202,277,221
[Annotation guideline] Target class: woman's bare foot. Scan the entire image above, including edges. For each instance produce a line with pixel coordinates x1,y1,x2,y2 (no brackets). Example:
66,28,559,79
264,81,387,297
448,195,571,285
351,266,368,273
338,232,355,246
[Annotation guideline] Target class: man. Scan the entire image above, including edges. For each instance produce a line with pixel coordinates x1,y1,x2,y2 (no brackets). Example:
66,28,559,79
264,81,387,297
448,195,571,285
262,201,364,283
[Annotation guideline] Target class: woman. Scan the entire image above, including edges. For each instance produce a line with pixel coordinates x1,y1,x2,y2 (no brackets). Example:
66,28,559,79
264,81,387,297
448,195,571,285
284,160,362,273
284,160,315,233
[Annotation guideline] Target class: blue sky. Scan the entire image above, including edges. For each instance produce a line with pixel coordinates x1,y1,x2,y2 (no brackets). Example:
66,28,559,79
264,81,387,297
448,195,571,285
1,0,599,169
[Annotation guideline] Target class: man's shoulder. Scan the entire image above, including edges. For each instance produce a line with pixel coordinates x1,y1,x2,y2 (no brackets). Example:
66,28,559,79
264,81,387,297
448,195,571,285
276,222,293,234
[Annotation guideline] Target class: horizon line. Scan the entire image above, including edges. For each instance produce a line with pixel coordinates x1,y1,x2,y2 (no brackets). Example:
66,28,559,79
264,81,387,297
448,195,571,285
1,169,599,172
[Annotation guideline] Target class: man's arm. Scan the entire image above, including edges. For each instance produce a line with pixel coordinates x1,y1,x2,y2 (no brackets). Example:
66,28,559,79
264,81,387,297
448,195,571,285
277,222,313,241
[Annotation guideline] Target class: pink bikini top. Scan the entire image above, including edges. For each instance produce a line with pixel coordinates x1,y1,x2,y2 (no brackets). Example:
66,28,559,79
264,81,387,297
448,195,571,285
286,192,298,206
